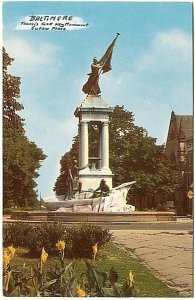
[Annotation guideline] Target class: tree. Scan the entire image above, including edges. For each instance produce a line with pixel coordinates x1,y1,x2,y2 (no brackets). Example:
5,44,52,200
109,106,178,196
53,135,79,196
3,48,47,208
54,106,178,203
3,47,24,133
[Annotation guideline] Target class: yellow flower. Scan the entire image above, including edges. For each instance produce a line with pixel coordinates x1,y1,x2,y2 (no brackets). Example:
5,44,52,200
56,240,65,251
127,270,134,288
77,286,86,297
7,245,15,258
92,243,98,259
3,250,9,269
41,247,48,264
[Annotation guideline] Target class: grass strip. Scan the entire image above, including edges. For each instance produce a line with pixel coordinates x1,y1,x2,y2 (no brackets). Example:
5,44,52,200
10,242,178,297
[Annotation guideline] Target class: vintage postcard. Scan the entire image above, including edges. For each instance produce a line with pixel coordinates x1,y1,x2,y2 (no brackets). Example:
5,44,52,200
2,1,193,297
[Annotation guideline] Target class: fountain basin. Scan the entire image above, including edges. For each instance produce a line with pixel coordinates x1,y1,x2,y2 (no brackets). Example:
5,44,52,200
10,210,177,223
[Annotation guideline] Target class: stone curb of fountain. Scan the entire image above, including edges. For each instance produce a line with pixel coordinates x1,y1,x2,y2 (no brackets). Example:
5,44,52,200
3,214,192,223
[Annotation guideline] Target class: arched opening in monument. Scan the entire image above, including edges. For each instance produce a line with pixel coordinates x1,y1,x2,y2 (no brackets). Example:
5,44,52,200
88,122,100,170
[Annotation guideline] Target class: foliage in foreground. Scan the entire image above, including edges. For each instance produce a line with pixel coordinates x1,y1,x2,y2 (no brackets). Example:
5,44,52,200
3,241,179,297
3,222,112,258
3,245,136,297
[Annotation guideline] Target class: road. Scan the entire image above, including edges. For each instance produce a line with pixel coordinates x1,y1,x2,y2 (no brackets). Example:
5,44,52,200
92,217,193,231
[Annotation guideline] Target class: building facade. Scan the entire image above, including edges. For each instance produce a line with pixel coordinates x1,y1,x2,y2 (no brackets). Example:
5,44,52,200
165,111,193,215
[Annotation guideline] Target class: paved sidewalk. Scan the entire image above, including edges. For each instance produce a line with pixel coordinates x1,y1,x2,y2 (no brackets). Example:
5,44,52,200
112,229,193,297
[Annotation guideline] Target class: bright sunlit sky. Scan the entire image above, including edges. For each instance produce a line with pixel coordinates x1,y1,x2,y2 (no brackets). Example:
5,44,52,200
3,1,193,197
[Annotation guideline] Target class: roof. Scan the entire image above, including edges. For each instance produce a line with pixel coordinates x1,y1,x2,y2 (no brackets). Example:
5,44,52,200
175,114,193,139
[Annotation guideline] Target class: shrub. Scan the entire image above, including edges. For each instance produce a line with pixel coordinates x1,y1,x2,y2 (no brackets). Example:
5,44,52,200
3,206,41,215
3,222,33,248
64,224,112,258
27,222,66,256
3,222,112,258
4,222,67,256
156,204,168,211
3,208,13,215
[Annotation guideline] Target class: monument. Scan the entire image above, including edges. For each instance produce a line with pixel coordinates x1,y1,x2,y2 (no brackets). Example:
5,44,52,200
11,34,177,221
42,34,136,212
74,33,120,191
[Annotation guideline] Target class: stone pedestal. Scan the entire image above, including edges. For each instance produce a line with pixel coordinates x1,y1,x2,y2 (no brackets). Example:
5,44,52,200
74,95,113,190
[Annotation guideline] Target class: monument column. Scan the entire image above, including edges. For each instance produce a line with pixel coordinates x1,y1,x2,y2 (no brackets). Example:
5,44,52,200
75,97,113,190
79,123,82,168
101,121,110,170
98,124,102,169
80,121,89,167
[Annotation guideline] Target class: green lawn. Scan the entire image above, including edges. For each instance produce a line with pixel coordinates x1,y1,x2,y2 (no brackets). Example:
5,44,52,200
9,242,178,297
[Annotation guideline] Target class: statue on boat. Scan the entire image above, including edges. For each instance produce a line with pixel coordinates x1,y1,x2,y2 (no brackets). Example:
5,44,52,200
41,181,136,212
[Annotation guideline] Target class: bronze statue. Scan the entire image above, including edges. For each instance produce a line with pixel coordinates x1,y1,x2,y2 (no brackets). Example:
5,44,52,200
82,58,103,95
82,33,120,96
67,159,88,199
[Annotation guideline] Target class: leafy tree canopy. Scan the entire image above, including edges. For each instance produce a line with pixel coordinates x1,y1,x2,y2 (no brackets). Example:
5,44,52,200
3,47,24,133
3,48,47,208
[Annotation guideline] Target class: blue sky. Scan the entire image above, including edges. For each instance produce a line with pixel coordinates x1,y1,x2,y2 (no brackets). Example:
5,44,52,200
3,1,193,197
